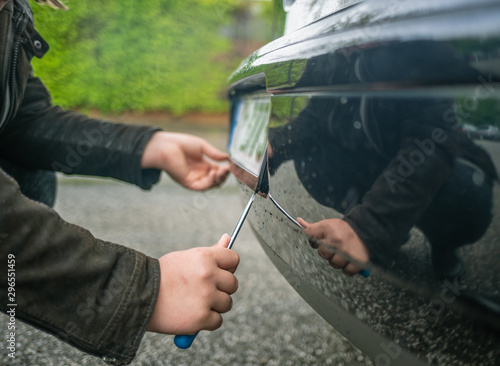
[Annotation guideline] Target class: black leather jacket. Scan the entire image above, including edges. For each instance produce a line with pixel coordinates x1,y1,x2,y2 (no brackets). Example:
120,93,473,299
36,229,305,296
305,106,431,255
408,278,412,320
1,1,162,364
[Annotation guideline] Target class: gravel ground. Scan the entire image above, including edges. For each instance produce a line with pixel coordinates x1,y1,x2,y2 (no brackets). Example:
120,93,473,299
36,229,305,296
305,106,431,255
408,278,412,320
0,174,373,366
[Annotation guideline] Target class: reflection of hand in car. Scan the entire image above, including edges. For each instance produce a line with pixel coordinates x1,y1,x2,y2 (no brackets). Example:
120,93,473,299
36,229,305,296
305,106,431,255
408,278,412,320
297,217,370,275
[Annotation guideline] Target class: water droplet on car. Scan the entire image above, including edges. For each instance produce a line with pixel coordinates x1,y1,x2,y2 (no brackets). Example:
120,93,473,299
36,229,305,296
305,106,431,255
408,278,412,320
472,170,484,186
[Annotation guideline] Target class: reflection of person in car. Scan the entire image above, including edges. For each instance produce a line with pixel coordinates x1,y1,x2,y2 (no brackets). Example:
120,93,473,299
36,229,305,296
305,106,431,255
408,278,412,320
268,42,498,279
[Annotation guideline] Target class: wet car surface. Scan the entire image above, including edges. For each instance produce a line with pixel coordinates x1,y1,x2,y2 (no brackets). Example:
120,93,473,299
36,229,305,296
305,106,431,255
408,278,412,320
227,0,500,365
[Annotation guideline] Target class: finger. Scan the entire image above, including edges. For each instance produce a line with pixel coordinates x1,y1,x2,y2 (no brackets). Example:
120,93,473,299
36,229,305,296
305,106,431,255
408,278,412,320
213,166,230,186
216,270,239,294
297,217,310,229
298,218,327,246
211,292,233,314
189,172,217,191
213,234,230,248
213,234,240,271
343,262,362,276
214,248,240,273
213,234,239,271
302,221,327,241
210,166,229,188
202,142,229,162
308,238,319,249
191,166,229,191
318,246,334,261
203,311,224,331
329,253,348,269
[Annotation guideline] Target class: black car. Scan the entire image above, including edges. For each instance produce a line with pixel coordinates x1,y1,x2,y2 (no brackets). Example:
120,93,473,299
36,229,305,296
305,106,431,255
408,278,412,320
227,1,500,365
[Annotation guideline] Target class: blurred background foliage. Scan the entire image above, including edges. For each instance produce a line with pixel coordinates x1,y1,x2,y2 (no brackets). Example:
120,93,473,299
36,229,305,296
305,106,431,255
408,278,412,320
30,0,275,116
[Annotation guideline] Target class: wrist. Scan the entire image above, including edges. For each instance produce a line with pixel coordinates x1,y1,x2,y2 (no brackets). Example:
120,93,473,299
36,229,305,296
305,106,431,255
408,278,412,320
141,132,169,169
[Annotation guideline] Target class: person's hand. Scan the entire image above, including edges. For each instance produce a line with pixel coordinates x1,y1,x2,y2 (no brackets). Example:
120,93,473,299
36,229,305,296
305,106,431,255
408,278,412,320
141,132,230,190
297,218,369,275
147,234,239,335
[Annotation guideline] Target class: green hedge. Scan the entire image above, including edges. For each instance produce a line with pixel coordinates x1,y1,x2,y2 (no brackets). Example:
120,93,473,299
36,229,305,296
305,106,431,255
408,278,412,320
30,0,244,115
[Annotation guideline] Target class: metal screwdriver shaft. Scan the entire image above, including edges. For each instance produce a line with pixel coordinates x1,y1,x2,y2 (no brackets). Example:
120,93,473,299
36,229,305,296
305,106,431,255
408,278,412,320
175,153,269,349
174,191,258,349
228,192,256,249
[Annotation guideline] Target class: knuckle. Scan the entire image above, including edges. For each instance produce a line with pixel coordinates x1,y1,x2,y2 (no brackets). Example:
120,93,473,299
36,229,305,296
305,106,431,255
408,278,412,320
215,316,223,330
232,252,240,266
219,295,233,313
196,267,214,281
330,262,344,269
342,265,358,276
199,286,213,302
197,308,212,324
231,277,239,294
318,247,333,260
207,315,223,331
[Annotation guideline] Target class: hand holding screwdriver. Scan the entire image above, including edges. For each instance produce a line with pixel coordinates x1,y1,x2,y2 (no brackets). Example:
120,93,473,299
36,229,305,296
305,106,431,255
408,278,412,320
148,235,239,343
174,191,257,348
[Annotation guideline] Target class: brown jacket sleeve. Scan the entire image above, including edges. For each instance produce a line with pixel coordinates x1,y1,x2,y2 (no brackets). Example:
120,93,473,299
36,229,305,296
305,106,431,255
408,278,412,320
0,168,160,365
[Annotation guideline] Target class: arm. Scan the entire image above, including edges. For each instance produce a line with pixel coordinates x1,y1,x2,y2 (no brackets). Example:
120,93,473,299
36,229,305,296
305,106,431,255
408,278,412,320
299,130,455,272
0,169,239,364
0,76,161,189
342,131,454,266
1,76,230,191
0,168,159,364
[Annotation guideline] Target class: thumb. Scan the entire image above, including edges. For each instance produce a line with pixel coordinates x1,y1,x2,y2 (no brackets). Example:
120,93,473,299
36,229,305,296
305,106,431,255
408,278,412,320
213,233,231,248
202,142,229,162
297,217,310,229
298,217,319,249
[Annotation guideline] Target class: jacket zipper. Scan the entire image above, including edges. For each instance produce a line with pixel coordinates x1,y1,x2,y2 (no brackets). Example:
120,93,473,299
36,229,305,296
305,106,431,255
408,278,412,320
0,5,29,132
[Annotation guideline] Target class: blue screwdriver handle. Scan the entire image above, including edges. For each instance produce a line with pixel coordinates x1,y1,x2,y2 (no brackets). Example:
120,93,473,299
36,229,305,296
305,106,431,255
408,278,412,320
174,333,198,349
360,269,370,277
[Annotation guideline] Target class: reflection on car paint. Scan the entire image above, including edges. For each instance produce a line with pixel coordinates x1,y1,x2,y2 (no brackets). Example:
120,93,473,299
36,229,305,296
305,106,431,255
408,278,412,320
228,0,500,365
268,92,497,275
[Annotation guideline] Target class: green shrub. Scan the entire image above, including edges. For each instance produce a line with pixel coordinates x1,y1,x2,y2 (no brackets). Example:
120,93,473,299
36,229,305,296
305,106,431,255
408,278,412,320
30,0,243,115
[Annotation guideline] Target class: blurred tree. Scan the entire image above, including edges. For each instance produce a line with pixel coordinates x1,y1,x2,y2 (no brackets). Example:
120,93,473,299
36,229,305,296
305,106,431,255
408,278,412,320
30,0,271,115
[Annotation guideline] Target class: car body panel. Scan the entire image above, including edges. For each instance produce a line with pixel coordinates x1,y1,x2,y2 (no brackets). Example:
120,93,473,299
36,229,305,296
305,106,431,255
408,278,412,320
227,1,500,365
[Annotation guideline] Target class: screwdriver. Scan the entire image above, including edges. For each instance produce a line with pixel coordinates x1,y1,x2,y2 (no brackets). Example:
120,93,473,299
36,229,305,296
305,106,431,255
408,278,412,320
174,153,270,349
173,192,258,349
